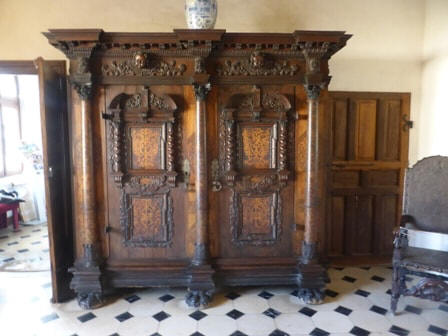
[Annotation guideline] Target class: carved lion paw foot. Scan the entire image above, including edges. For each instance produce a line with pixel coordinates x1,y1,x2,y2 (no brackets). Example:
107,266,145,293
77,292,104,310
297,288,325,305
185,290,213,308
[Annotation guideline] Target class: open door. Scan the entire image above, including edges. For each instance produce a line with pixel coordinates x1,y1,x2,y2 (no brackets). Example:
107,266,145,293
35,58,74,302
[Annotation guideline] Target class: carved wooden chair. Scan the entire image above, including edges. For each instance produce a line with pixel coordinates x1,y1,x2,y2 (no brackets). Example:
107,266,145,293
391,156,448,314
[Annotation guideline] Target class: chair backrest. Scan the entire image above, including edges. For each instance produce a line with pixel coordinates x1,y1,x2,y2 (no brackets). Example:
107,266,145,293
403,156,448,234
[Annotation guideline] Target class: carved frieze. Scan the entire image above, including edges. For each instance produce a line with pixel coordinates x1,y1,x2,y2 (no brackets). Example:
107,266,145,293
217,52,299,77
102,57,187,77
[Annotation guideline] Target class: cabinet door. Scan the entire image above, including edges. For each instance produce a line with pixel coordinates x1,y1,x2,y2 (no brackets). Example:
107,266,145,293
103,85,188,264
211,85,296,260
327,92,410,262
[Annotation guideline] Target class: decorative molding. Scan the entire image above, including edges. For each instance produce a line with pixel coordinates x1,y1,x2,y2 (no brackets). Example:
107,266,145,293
217,52,299,76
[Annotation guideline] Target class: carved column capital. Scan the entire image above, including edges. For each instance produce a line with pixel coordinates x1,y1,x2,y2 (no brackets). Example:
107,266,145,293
300,41,330,74
194,83,211,101
71,56,94,101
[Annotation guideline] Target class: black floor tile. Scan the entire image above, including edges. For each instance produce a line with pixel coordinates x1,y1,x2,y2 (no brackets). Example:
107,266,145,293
158,294,175,302
310,327,330,336
3,257,14,262
7,241,18,246
263,308,281,318
190,332,205,336
230,331,248,336
428,325,448,336
77,312,96,323
17,248,29,253
439,304,448,313
152,311,170,322
226,309,244,320
389,325,410,336
269,329,289,336
325,289,339,298
404,304,422,315
371,275,385,282
370,305,388,315
342,276,357,283
258,290,274,299
124,294,141,303
189,310,207,321
335,305,353,316
115,312,133,322
225,292,241,300
299,306,317,317
355,289,370,297
350,326,370,336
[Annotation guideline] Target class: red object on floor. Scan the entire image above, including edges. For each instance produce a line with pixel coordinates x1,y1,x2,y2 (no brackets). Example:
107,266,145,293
0,202,20,231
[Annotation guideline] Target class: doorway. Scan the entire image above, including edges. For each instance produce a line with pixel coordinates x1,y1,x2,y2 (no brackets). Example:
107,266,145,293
0,72,50,272
0,60,74,304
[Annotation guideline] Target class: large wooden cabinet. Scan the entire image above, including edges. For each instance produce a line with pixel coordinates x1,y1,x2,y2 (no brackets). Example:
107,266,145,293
326,92,410,263
43,29,351,308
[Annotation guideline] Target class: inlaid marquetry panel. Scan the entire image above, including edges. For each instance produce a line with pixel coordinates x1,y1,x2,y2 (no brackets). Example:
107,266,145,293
231,191,281,246
123,192,172,247
239,125,273,169
129,126,162,170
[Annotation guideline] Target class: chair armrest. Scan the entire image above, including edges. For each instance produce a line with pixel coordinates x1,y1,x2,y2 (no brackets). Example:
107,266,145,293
393,227,409,249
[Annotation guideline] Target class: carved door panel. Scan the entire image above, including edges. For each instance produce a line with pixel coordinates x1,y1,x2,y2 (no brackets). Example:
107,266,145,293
327,92,410,262
212,85,296,259
103,86,186,262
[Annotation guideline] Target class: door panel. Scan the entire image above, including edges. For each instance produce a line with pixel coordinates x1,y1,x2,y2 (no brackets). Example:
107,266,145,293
327,92,410,263
213,85,295,259
36,58,74,302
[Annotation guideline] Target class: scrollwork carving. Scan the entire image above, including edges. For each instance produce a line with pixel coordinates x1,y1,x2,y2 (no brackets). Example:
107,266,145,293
217,53,298,76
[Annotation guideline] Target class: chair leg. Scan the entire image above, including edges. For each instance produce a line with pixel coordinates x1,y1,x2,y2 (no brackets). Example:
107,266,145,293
391,266,405,315
0,212,6,229
12,206,20,231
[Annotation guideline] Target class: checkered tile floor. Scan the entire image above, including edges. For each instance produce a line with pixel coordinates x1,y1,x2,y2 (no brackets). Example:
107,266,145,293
0,265,447,336
0,223,50,271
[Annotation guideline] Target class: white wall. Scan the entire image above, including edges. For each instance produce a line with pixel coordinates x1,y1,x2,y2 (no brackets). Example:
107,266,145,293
0,0,427,163
418,0,448,161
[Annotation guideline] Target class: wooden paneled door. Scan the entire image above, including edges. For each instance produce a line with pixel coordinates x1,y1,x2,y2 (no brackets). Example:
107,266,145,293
326,92,411,264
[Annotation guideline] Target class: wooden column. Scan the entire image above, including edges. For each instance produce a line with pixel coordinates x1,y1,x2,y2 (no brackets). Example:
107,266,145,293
186,83,216,308
297,41,331,304
192,83,211,266
69,55,105,310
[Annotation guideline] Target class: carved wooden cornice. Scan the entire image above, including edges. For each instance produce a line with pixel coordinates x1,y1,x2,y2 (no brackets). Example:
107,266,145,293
43,29,351,88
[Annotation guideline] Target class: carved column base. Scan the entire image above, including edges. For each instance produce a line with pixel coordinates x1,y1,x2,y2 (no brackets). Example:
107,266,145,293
186,264,215,308
69,244,105,310
296,242,327,305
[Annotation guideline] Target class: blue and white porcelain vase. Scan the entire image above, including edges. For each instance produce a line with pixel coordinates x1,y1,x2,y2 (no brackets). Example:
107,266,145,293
185,0,218,29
